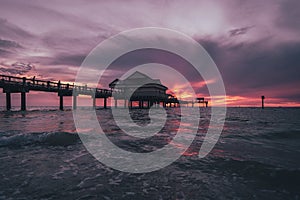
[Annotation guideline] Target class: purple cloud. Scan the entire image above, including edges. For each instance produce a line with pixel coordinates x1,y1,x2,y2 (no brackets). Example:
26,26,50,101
0,0,299,105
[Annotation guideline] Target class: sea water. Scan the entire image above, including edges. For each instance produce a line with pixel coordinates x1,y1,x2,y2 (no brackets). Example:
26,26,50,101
0,107,299,199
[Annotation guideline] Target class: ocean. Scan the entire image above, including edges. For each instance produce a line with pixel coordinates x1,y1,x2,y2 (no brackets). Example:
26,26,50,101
0,107,299,199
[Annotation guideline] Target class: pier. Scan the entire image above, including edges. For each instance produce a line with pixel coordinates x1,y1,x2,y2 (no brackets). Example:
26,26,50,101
0,73,209,111
0,74,111,111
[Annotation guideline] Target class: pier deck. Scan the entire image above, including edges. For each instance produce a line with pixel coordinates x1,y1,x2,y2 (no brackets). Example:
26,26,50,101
0,74,111,111
0,74,208,111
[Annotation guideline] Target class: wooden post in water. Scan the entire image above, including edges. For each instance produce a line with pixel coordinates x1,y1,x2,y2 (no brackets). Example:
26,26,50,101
6,92,11,111
59,95,64,111
261,96,265,109
104,97,107,109
92,96,96,109
73,94,77,110
130,101,133,108
21,92,26,111
114,99,117,108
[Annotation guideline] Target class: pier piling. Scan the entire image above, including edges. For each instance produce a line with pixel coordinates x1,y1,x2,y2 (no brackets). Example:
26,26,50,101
59,96,64,111
73,95,77,110
6,92,11,111
104,97,107,108
21,92,26,111
92,96,96,108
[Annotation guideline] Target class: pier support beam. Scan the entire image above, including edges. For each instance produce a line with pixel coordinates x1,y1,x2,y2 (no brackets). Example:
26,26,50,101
59,95,64,111
21,92,26,111
6,92,11,111
130,101,133,108
124,99,127,108
104,97,107,109
73,95,77,110
92,96,96,109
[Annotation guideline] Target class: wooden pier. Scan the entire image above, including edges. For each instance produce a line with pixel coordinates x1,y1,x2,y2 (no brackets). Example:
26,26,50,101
0,73,209,111
0,74,111,111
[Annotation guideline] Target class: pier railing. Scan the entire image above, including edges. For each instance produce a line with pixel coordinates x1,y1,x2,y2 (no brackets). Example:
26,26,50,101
0,74,112,110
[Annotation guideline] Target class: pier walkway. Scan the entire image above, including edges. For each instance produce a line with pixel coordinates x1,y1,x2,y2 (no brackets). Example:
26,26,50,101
0,74,208,111
0,74,111,111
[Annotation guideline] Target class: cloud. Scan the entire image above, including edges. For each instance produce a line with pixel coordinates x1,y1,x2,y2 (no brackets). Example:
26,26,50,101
0,38,23,58
0,38,23,49
48,53,87,66
0,0,299,105
0,18,34,41
0,49,13,56
276,0,300,31
0,62,35,75
229,26,254,37
197,36,300,100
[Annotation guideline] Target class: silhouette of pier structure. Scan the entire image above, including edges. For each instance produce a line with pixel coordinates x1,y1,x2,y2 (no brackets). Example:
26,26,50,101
109,71,178,108
109,72,208,109
0,72,209,111
0,74,111,111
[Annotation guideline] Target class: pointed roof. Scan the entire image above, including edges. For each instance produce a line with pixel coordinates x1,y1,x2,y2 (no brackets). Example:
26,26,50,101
109,71,167,90
126,71,152,80
109,78,119,88
122,71,162,85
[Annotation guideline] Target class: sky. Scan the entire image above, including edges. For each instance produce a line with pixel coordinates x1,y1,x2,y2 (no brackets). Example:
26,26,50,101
0,0,300,107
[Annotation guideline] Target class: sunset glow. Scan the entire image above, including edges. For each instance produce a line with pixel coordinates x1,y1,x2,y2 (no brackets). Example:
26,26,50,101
0,0,299,107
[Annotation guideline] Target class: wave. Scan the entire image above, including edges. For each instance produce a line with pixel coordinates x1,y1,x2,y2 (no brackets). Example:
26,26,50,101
211,158,300,191
225,116,249,122
176,157,300,192
258,130,300,140
224,130,300,141
0,131,80,147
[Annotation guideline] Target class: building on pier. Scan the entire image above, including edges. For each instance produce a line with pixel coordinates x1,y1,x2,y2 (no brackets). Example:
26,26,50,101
109,71,178,108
